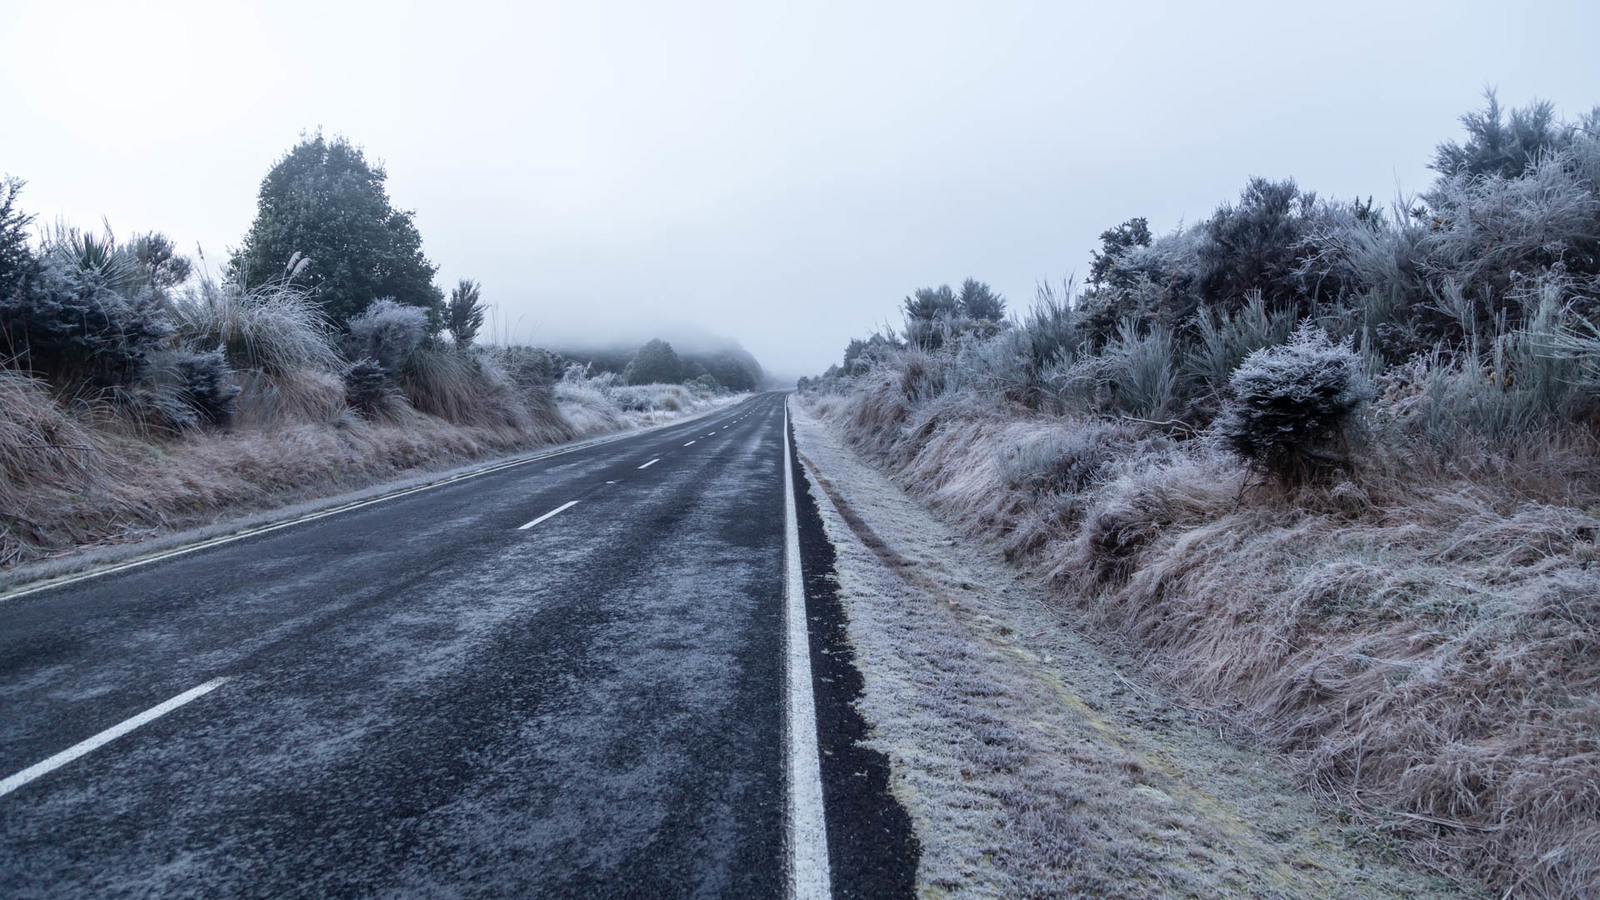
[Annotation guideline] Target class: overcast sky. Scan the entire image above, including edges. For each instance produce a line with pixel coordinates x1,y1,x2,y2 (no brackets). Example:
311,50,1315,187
4,0,1598,379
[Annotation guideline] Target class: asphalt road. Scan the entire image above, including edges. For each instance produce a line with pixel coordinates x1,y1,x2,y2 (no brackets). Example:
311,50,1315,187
0,392,889,898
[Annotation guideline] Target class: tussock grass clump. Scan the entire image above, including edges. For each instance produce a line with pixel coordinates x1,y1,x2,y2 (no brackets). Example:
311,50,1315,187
233,369,347,428
171,276,341,376
0,368,108,564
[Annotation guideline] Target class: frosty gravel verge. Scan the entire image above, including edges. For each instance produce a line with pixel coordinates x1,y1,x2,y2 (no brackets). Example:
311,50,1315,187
787,398,1482,899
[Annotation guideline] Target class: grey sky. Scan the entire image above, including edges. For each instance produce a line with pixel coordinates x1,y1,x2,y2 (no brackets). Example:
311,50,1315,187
4,0,1598,380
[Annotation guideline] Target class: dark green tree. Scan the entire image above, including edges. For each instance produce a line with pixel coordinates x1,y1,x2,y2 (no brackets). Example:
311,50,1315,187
1432,90,1566,179
446,278,486,349
903,284,959,321
957,278,1006,320
128,231,192,293
623,338,684,385
1088,217,1152,286
229,133,444,329
0,177,36,296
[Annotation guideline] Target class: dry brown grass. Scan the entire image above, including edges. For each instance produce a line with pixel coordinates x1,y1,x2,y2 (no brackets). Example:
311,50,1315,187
0,362,726,570
807,373,1600,899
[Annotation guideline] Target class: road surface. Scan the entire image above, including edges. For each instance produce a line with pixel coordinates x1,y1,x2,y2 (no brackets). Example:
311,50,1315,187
0,392,907,898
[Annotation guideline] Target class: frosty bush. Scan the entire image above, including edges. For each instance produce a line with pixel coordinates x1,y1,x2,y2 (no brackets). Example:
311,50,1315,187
345,299,427,376
343,358,390,414
171,348,241,426
1215,325,1373,484
1,224,172,386
998,423,1130,496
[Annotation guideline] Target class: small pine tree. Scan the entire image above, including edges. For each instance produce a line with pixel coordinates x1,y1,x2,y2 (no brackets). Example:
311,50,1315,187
958,278,1006,321
446,278,485,350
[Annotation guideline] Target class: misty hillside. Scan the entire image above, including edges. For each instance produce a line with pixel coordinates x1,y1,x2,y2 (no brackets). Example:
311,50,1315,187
552,338,764,393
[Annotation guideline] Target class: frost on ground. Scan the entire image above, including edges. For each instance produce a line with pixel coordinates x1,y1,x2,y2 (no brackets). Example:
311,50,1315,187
789,400,1477,899
0,385,737,588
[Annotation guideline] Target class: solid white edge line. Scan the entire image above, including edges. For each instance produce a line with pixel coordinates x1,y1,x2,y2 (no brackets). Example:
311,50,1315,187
638,458,660,470
0,677,230,799
1,396,760,604
517,500,580,530
783,399,832,899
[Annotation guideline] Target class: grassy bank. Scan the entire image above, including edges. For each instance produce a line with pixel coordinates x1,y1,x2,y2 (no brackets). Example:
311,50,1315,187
1,357,728,571
800,95,1600,897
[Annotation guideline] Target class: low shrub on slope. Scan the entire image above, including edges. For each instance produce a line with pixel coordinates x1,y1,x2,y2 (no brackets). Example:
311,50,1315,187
802,94,1600,897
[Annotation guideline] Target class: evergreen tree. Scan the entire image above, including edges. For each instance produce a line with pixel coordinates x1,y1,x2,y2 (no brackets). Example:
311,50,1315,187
623,338,684,385
957,278,1006,320
446,278,486,349
229,133,444,329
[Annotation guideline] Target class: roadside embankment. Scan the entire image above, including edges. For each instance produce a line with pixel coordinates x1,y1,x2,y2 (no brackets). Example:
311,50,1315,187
790,398,1476,898
0,365,734,576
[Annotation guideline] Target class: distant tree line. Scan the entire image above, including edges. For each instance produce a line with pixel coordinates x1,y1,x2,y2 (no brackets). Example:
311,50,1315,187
555,339,763,392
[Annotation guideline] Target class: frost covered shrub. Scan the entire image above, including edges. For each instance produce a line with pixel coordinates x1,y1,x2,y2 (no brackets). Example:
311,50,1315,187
171,348,241,426
345,299,427,376
492,345,565,390
1421,151,1600,327
343,358,390,415
1,226,172,386
1102,319,1177,419
1183,291,1295,409
1215,325,1374,484
1432,91,1569,180
1198,177,1322,316
1392,280,1598,452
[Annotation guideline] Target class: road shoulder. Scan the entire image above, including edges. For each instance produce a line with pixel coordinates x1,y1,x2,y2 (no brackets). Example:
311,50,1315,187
788,398,1478,899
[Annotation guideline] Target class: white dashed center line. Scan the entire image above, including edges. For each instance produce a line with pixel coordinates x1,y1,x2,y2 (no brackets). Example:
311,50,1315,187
518,500,579,530
638,458,660,470
0,677,231,799
684,441,696,446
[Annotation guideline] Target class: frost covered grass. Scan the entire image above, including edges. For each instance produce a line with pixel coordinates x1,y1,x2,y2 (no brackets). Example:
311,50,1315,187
791,400,1471,899
797,93,1600,899
0,356,732,570
0,153,749,571
807,365,1600,897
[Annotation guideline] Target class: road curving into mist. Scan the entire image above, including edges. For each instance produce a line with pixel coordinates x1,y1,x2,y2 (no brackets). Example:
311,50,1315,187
0,392,910,898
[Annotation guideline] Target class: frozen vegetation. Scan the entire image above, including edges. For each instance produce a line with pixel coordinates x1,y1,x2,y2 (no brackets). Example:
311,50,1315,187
0,136,753,569
800,93,1600,898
